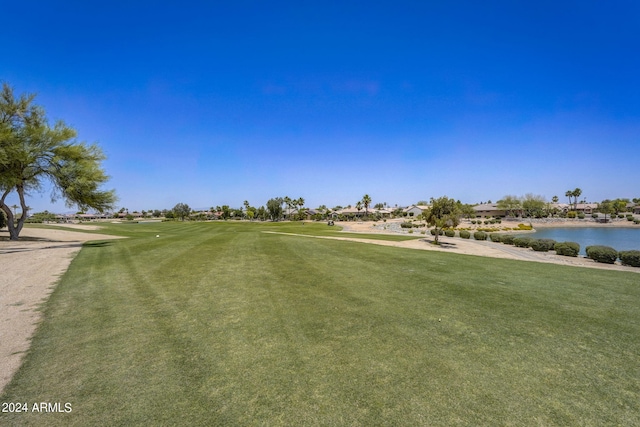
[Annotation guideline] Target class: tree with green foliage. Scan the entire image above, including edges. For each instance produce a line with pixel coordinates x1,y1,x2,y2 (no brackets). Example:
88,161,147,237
497,195,521,217
598,200,615,222
266,197,284,221
522,193,546,218
0,84,116,240
0,208,6,229
172,203,191,221
458,203,476,219
612,198,629,215
423,196,460,245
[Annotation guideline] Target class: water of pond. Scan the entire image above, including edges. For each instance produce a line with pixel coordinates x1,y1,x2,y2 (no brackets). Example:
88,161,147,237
522,227,640,254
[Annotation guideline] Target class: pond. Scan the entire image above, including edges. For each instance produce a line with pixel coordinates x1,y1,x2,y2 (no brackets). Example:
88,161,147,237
523,227,640,255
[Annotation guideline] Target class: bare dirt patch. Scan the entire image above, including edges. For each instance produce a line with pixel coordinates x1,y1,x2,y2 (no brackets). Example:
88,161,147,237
0,227,122,394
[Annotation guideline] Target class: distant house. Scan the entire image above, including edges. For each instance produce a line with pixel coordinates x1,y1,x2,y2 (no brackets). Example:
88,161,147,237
556,203,598,214
473,204,507,218
633,205,640,215
403,205,429,217
76,212,113,221
373,208,393,218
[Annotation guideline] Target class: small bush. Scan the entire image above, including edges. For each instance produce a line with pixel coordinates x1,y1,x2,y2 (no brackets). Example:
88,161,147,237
627,215,634,221
408,229,413,234
619,250,640,267
555,242,580,257
517,224,533,230
592,213,599,219
577,213,585,219
618,214,625,219
444,229,455,237
400,222,413,229
567,211,577,219
586,245,618,264
530,238,557,252
430,229,444,236
489,233,502,242
513,237,532,248
474,231,487,240
635,219,640,224
459,230,471,239
501,234,515,245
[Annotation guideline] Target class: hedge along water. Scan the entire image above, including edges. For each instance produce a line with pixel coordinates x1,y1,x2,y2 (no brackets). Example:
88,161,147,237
516,227,640,255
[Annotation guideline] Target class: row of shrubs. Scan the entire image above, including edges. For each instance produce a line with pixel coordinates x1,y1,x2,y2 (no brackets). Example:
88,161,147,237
583,246,640,266
427,229,640,267
400,222,426,228
470,219,502,225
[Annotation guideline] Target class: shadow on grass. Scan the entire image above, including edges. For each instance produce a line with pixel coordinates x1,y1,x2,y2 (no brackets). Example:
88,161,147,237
83,241,113,248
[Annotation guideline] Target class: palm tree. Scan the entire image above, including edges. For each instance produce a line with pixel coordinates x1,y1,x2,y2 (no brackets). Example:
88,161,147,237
572,188,582,212
362,194,371,218
565,190,573,209
283,196,292,220
356,201,363,218
296,197,305,220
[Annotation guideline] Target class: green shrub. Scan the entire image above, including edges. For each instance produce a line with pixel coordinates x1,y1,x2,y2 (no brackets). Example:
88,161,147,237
635,219,640,224
444,229,455,237
586,245,618,264
513,237,532,248
592,213,599,219
489,233,502,242
627,215,634,221
400,222,413,229
618,214,625,219
408,229,413,234
619,250,640,267
554,242,580,257
473,231,487,240
577,213,585,219
501,234,515,245
530,238,557,252
430,229,444,236
567,211,577,219
459,230,471,239
517,223,533,230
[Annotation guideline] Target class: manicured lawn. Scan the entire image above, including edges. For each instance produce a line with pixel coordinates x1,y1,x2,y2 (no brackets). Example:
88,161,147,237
2,222,639,425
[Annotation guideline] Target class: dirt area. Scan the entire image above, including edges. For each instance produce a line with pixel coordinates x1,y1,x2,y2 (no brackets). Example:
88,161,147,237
0,227,122,394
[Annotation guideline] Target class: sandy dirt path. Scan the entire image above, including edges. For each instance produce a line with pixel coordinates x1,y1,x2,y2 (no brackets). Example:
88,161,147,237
0,227,122,394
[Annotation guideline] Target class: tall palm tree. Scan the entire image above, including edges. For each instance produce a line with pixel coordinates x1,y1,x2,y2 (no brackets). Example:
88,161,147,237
356,201,363,218
572,188,582,212
565,190,573,212
362,194,371,218
296,197,305,220
283,196,292,220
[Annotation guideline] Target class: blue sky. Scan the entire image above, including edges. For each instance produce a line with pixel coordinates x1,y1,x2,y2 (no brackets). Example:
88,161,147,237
3,1,639,212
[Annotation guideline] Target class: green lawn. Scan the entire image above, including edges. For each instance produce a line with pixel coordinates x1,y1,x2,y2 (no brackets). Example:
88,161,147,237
2,222,639,426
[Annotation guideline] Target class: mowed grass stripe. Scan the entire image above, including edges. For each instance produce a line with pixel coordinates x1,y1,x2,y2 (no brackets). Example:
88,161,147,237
1,222,639,426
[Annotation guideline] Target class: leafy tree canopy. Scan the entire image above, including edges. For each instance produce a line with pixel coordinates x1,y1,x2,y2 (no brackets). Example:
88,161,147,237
424,196,460,245
172,202,191,221
0,83,116,240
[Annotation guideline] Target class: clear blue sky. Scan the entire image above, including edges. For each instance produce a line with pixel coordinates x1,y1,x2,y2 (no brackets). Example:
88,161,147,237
3,1,639,213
